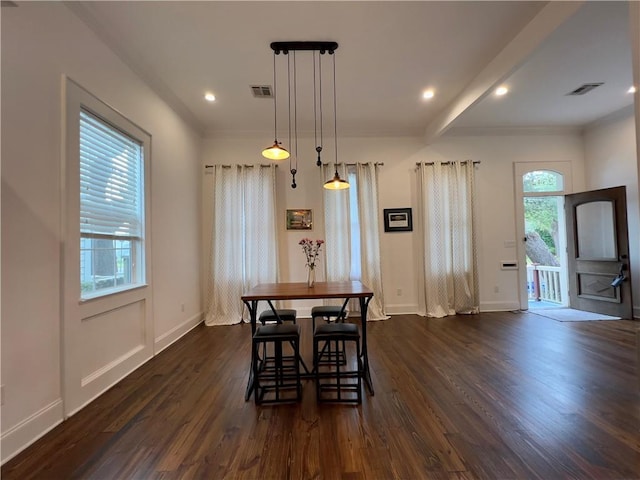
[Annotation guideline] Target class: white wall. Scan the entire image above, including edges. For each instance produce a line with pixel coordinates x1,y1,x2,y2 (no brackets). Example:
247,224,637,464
1,2,202,462
203,131,586,315
583,109,640,317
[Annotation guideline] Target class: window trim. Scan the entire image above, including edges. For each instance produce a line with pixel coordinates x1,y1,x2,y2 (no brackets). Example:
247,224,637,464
65,78,152,302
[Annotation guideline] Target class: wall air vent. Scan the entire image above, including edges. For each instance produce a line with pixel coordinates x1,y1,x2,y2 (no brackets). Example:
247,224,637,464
566,83,604,96
251,85,273,98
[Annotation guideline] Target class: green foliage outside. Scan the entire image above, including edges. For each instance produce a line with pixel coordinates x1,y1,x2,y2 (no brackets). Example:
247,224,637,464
523,170,561,193
523,171,561,260
81,276,125,293
535,228,556,255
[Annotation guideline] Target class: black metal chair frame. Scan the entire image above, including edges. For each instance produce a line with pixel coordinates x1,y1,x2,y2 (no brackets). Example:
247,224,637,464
257,309,298,373
313,322,362,404
311,305,348,366
252,323,302,404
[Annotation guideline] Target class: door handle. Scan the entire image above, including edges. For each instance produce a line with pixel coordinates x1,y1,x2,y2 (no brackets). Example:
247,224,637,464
611,275,625,288
611,262,627,288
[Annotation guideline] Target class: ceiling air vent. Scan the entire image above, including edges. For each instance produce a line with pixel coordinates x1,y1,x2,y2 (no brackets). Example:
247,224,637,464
251,85,273,98
566,82,604,96
0,1,18,7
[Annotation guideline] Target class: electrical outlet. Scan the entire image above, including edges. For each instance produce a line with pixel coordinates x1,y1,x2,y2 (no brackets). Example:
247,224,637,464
397,288,402,296
181,303,185,312
494,285,500,293
1,385,5,406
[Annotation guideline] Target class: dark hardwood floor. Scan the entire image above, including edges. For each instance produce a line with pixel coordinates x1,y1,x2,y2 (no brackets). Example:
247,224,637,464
3,312,639,479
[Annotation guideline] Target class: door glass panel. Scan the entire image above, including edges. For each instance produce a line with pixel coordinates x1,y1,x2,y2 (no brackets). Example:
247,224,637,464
523,170,563,193
576,201,616,259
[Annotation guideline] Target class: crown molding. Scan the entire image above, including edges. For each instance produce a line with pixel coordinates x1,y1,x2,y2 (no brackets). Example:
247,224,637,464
444,125,582,137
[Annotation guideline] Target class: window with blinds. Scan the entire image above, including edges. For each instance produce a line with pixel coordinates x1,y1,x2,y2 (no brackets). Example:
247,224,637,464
79,109,145,297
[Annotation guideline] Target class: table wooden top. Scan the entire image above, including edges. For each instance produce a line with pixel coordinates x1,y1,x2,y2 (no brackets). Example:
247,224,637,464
241,281,373,301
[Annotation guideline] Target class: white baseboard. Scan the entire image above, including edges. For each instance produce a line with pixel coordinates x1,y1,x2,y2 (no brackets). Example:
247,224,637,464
479,300,521,312
1,313,204,466
383,303,419,315
1,399,64,465
154,311,203,354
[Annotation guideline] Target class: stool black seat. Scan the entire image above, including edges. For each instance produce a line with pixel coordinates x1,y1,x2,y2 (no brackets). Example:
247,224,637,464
313,322,362,403
252,323,302,404
311,305,346,330
315,322,358,334
256,308,299,370
259,308,297,324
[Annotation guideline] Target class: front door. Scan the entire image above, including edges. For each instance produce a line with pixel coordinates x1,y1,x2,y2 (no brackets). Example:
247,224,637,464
565,186,633,318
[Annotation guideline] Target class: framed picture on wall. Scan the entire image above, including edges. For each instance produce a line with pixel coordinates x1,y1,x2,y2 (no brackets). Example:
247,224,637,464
384,208,413,232
286,209,313,230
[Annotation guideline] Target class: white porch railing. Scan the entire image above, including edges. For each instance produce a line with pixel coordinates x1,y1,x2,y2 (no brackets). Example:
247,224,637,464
527,264,562,304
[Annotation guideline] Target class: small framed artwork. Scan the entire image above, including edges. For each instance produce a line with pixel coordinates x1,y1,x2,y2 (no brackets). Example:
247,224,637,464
384,208,413,232
286,209,313,230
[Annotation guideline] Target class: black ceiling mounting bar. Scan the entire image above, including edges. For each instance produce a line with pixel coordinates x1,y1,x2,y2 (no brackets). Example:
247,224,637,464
270,41,338,55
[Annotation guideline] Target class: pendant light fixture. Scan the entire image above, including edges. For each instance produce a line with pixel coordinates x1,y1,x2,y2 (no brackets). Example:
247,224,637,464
263,41,347,190
323,49,349,190
314,50,324,167
289,52,298,188
262,51,289,160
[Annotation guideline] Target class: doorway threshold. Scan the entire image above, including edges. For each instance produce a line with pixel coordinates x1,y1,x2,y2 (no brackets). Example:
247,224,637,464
528,300,562,309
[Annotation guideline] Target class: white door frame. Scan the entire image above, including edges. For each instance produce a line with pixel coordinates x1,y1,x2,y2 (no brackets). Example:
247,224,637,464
514,162,573,310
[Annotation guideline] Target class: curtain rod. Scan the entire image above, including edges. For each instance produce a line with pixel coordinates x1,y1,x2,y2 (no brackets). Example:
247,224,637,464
205,163,383,168
415,160,480,166
204,164,277,169
320,162,384,166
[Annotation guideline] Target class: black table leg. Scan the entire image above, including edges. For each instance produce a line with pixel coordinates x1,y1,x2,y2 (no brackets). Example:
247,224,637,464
244,299,258,401
359,296,375,395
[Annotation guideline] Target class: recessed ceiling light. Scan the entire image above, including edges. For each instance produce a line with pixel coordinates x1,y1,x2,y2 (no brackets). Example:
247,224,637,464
629,86,637,94
422,89,434,100
204,92,216,102
495,86,508,96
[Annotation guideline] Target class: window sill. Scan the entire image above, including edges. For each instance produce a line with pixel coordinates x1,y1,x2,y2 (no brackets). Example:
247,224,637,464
80,283,148,303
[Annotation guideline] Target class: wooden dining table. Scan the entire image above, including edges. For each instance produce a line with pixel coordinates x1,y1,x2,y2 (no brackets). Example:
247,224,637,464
241,280,375,401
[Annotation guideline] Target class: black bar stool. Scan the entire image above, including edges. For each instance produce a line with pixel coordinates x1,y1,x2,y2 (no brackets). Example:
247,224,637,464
256,309,297,372
252,324,302,404
313,322,362,403
259,308,297,324
311,305,348,366
310,305,347,330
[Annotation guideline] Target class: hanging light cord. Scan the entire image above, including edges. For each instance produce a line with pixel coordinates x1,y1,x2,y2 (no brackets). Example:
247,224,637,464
287,53,292,174
313,51,317,150
314,51,323,166
332,52,339,176
272,52,278,143
290,51,298,188
320,54,324,161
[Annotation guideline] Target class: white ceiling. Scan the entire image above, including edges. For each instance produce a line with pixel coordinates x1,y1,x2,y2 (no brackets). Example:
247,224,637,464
454,1,634,131
66,1,635,140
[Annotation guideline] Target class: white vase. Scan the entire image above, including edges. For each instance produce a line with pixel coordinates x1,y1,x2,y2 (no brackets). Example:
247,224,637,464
307,266,315,287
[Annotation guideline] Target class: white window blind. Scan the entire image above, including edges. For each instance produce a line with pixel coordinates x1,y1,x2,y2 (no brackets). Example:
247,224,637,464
80,109,143,238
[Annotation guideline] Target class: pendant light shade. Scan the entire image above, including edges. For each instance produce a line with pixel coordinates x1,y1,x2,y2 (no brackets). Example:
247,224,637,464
262,51,289,160
324,50,349,190
262,141,289,160
324,171,350,190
